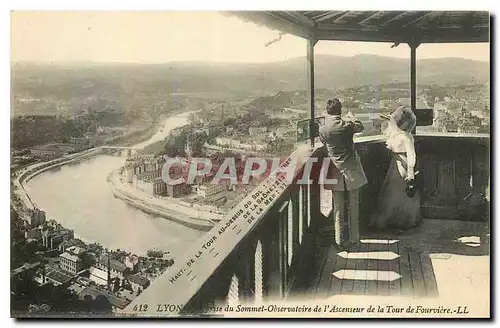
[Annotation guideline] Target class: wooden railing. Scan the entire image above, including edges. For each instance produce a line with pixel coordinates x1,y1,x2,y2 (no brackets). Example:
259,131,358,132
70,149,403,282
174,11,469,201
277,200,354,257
124,133,490,316
417,133,490,221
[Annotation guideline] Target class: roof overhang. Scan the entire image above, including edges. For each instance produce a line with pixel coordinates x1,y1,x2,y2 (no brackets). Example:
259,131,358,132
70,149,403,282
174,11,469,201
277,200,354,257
230,11,490,44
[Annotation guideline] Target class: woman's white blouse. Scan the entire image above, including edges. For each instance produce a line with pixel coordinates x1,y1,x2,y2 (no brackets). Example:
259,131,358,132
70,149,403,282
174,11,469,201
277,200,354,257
385,131,416,170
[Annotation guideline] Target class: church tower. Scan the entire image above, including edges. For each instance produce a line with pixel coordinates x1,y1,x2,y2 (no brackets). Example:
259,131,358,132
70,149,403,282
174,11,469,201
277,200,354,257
185,138,192,158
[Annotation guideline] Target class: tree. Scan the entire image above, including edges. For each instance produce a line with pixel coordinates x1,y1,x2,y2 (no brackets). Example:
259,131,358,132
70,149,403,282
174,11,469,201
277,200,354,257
188,131,208,157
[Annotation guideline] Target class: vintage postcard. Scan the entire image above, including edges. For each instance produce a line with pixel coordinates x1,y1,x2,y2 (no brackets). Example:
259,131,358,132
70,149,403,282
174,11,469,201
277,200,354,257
10,10,490,318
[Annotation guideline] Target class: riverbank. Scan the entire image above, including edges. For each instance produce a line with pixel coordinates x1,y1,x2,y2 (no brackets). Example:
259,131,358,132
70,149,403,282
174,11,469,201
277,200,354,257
15,111,193,211
13,148,104,210
108,170,216,231
14,111,204,256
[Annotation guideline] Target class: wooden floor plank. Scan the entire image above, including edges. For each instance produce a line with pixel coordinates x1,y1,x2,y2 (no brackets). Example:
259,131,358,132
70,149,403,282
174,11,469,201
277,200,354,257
398,242,414,297
419,251,439,297
352,243,369,295
408,248,426,298
388,240,402,296
304,241,329,298
340,246,359,295
364,241,379,295
376,238,390,296
316,245,338,298
340,245,356,294
330,245,347,297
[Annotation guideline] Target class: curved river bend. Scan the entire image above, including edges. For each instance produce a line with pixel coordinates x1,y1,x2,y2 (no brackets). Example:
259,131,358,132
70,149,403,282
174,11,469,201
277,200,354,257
24,112,205,257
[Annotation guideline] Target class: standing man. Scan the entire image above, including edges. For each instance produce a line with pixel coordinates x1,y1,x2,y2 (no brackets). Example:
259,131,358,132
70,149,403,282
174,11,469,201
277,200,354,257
319,98,368,249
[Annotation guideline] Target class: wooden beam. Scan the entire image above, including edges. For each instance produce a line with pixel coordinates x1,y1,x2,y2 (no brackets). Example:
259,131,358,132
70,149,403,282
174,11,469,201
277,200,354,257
267,11,314,35
285,11,316,30
403,11,442,28
357,11,383,25
314,11,347,23
418,29,489,43
381,11,411,26
314,25,489,43
310,11,331,20
332,11,353,23
317,23,382,31
315,30,407,43
231,11,490,44
460,11,478,33
230,11,312,39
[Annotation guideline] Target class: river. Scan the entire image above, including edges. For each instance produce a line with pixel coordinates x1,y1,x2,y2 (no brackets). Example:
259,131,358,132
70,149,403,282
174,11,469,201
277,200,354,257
24,111,205,257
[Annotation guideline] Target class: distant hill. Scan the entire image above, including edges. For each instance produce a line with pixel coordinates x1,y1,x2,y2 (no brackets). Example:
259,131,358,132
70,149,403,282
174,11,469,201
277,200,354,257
12,55,489,109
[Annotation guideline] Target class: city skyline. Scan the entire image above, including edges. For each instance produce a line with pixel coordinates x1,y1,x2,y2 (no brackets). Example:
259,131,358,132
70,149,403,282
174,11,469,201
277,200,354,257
11,11,490,64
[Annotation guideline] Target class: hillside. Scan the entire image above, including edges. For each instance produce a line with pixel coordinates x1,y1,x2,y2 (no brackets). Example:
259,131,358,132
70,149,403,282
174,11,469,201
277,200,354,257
11,55,489,115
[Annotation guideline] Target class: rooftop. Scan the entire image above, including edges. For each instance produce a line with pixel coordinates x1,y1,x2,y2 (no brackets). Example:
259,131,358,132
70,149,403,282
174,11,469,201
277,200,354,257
231,11,490,43
66,245,87,255
44,265,74,284
100,255,128,273
89,267,108,281
60,252,80,262
11,262,41,276
80,287,130,309
129,273,150,287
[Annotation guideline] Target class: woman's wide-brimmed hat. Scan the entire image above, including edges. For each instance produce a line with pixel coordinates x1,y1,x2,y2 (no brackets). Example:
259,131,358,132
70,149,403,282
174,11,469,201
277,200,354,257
383,106,416,133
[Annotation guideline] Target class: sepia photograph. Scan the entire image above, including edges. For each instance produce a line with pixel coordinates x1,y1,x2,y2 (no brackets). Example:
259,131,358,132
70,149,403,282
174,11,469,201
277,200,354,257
9,8,491,319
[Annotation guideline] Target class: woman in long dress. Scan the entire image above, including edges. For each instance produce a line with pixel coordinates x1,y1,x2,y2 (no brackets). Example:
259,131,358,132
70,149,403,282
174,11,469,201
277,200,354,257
369,106,421,231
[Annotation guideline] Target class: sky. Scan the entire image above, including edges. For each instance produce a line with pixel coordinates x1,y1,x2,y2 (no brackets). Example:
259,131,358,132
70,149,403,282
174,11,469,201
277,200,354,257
11,11,490,63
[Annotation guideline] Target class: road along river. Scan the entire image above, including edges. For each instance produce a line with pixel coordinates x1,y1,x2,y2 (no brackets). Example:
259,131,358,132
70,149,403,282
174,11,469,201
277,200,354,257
24,112,205,257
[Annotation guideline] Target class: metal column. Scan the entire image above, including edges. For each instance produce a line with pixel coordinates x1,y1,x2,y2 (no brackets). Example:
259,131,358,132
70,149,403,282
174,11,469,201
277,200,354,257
307,38,317,147
409,41,420,134
409,42,420,111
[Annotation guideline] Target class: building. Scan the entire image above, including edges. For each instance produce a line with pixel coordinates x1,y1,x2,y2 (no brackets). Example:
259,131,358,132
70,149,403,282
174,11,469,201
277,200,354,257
40,265,74,287
131,155,166,193
96,254,128,279
123,163,135,184
89,267,108,286
216,137,267,152
30,143,74,159
197,183,227,198
135,178,153,195
24,228,42,240
248,126,268,135
79,287,130,310
379,99,395,109
59,252,82,275
23,208,46,227
399,97,429,108
69,137,90,150
194,172,214,185
283,107,307,115
166,180,189,198
354,113,380,132
275,127,291,137
361,101,380,111
153,178,167,196
470,109,488,119
128,273,150,293
11,262,41,279
58,238,87,253
124,255,140,272
458,125,480,134
41,228,74,250
59,246,87,274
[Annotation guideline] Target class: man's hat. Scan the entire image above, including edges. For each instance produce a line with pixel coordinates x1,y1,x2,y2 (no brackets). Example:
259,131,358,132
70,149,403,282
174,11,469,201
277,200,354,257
326,98,342,112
